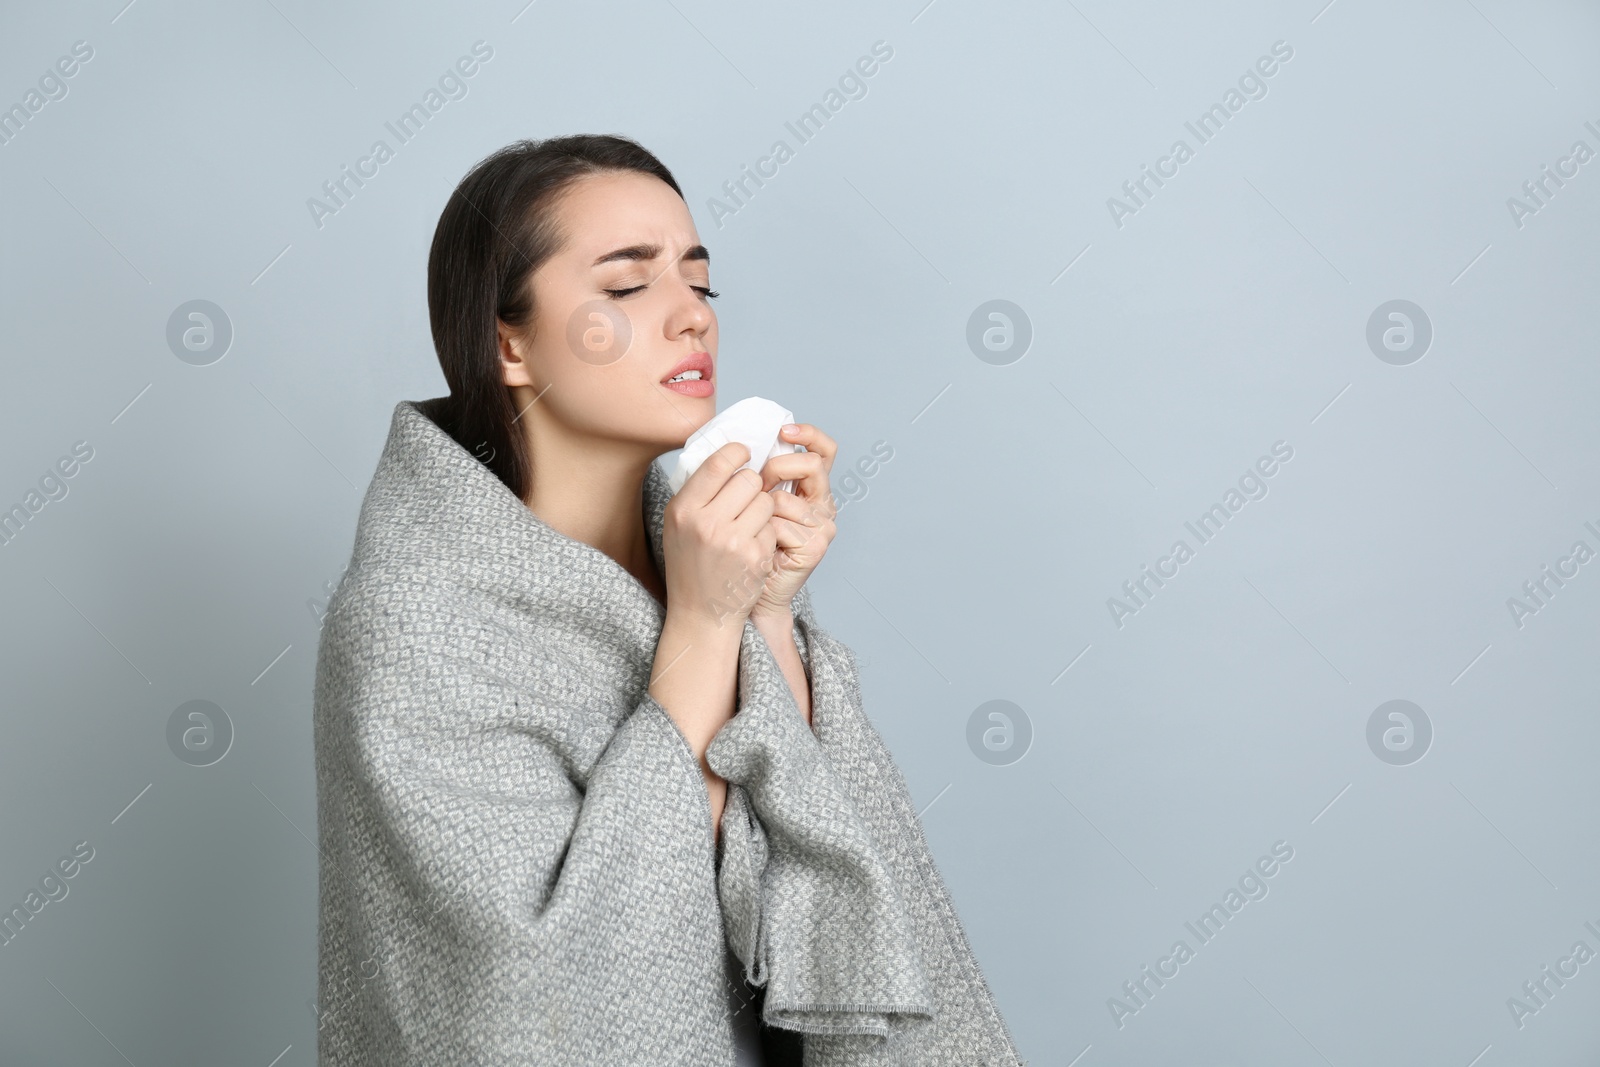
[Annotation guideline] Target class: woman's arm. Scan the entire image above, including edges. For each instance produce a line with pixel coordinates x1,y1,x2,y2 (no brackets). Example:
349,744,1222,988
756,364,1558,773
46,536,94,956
313,582,743,1064
650,604,809,849
648,609,743,847
703,610,936,1041
315,572,932,1060
749,606,811,730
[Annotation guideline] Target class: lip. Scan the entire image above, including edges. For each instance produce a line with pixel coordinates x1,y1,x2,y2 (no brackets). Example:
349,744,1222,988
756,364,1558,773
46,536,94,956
660,351,715,397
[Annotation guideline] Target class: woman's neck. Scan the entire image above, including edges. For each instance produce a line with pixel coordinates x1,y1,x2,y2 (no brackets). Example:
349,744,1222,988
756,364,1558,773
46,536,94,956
520,428,663,605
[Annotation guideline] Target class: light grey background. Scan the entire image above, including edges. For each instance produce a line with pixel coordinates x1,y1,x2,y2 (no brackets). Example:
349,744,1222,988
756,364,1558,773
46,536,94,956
2,0,1597,1064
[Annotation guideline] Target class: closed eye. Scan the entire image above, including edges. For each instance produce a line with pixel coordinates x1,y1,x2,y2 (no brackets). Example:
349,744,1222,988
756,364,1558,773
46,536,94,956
603,285,719,300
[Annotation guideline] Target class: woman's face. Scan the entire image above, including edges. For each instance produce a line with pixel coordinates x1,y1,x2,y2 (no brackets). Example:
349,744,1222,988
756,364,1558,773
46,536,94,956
500,169,718,451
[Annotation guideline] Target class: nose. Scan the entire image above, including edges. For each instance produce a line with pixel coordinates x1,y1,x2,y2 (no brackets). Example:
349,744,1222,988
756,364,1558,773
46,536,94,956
669,277,714,339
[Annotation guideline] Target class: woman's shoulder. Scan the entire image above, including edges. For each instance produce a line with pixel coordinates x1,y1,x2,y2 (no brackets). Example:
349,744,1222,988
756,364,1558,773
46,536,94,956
315,550,640,743
320,545,520,639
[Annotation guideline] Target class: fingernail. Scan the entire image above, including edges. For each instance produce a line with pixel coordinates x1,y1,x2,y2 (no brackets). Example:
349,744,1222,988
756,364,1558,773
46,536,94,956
782,424,799,436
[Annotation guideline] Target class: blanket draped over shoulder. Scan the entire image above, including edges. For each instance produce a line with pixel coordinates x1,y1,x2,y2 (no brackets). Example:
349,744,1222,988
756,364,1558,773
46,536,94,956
312,399,1025,1066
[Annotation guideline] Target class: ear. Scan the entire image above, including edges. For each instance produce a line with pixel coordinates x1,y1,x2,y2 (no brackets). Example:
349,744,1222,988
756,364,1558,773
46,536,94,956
497,319,536,388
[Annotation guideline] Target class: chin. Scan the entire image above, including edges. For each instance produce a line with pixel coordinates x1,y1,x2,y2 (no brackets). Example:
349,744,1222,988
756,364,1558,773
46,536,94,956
674,405,716,443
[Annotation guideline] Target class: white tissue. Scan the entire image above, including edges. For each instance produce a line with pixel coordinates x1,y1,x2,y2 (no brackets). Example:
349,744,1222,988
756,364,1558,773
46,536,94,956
668,396,800,496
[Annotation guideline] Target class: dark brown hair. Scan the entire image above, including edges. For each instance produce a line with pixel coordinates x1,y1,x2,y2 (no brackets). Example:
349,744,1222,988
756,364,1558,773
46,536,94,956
425,134,684,501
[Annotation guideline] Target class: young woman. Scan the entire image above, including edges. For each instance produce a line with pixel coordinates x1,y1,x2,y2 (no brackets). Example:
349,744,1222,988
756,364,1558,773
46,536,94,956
312,134,1024,1066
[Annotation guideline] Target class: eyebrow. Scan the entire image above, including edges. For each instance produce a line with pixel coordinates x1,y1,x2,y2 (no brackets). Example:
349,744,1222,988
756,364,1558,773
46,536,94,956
591,242,710,268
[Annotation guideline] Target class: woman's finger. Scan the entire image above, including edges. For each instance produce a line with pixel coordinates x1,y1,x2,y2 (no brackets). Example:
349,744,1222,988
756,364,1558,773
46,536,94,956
732,476,778,539
767,487,823,527
759,450,835,520
686,441,759,517
767,489,833,551
759,447,823,491
777,423,836,474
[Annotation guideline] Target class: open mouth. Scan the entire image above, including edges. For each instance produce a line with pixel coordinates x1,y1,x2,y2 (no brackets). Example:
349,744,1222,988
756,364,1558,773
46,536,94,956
661,369,714,397
661,353,715,396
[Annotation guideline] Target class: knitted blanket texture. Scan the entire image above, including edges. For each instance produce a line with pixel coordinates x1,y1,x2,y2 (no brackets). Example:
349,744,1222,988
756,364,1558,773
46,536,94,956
312,399,1025,1065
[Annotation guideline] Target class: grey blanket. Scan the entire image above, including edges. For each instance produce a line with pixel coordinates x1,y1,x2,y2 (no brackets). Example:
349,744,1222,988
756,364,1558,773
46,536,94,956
313,399,1025,1065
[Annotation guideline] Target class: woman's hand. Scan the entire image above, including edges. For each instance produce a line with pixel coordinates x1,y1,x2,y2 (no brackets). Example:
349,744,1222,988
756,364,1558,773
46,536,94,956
660,440,779,631
749,423,838,622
